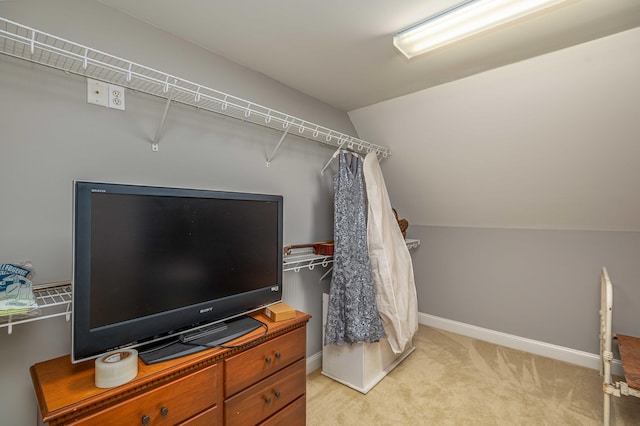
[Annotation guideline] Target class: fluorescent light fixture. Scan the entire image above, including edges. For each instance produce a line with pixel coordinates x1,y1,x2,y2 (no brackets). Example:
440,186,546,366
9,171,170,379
393,0,568,58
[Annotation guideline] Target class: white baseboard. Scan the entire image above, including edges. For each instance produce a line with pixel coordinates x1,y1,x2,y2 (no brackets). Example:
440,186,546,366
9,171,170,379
306,350,322,374
417,312,624,377
305,313,623,377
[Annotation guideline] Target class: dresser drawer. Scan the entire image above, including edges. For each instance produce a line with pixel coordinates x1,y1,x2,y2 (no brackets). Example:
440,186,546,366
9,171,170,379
225,359,305,426
225,326,306,395
258,395,305,426
70,364,219,426
177,405,218,426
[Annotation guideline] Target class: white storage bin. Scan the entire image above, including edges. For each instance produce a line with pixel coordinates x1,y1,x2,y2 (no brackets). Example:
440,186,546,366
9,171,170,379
321,293,415,393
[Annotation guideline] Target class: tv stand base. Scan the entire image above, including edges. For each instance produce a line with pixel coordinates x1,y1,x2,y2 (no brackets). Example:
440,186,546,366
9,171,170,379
138,315,263,364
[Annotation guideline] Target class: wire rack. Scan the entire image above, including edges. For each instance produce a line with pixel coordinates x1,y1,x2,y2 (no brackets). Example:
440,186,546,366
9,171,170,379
0,17,391,161
283,238,420,273
283,248,334,273
0,281,72,334
405,238,421,250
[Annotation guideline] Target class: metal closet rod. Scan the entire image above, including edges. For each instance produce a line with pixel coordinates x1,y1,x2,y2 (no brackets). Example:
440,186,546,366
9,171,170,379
0,17,391,160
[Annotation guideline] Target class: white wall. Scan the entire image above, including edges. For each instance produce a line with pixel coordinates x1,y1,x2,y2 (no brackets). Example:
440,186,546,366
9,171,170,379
349,27,640,355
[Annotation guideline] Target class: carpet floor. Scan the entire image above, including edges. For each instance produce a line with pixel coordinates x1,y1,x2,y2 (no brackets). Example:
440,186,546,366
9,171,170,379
306,325,640,425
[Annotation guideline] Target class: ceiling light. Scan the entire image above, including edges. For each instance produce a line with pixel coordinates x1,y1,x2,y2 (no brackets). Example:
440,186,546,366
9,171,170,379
393,0,569,59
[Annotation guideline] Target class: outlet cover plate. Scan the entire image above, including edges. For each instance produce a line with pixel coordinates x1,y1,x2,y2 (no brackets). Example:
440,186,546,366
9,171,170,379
87,78,108,107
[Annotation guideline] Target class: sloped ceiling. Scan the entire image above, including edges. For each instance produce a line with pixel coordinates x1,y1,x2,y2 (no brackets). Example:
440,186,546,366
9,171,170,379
98,0,640,112
349,27,640,230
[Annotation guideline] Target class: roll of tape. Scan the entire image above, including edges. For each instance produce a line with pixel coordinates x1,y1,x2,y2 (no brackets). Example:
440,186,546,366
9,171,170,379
95,349,138,388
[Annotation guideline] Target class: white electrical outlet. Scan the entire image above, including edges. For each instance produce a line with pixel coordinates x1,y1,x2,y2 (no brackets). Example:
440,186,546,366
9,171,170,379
108,84,125,110
87,78,108,107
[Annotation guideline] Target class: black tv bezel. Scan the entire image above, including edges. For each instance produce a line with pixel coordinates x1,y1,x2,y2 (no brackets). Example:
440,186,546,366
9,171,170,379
71,181,283,363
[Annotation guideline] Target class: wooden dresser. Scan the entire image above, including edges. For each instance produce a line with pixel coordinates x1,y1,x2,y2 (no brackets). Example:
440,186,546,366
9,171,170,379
30,311,310,425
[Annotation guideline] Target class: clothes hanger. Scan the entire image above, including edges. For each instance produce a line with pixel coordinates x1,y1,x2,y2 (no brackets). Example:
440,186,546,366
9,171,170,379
320,147,362,175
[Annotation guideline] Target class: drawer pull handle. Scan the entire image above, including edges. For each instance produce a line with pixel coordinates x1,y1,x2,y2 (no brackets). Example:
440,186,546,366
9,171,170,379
265,357,272,364
274,391,281,399
160,406,169,416
275,352,281,359
141,415,150,425
265,396,272,404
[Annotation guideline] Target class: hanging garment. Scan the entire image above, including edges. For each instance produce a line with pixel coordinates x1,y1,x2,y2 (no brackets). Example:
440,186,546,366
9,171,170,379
363,152,418,354
324,152,386,346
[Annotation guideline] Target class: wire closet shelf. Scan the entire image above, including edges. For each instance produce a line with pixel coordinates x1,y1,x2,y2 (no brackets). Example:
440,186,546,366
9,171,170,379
0,17,391,159
283,238,420,272
0,282,72,334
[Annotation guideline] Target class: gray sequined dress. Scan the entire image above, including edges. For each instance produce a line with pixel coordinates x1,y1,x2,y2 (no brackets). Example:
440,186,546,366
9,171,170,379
324,152,385,345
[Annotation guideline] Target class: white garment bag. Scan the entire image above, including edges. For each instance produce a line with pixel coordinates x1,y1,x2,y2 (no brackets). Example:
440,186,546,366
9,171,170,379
363,152,419,354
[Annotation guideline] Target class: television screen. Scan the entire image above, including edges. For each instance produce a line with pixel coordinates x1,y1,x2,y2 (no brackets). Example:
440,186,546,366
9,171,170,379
72,181,283,363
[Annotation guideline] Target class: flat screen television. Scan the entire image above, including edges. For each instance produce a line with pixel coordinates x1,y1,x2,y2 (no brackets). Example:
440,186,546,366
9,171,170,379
72,181,283,364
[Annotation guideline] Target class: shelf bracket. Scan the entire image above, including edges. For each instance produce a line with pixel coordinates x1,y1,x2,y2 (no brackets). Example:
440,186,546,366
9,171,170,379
65,301,72,321
319,266,333,282
265,127,290,167
152,83,176,151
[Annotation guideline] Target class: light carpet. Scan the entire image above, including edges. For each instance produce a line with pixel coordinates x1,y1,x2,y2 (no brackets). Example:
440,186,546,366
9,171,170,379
306,325,640,425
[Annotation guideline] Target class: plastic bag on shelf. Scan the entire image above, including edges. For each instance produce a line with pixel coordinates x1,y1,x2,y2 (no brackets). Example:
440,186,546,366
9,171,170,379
0,262,39,318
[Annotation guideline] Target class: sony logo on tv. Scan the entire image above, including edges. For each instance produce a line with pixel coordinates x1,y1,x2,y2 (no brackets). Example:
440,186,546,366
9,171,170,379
199,307,213,314
91,189,107,192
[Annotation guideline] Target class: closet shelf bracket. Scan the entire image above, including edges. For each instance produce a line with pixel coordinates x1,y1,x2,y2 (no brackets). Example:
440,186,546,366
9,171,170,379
265,127,290,167
153,84,177,151
0,17,392,159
